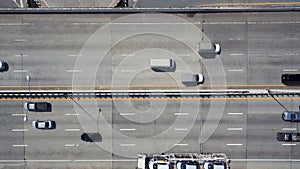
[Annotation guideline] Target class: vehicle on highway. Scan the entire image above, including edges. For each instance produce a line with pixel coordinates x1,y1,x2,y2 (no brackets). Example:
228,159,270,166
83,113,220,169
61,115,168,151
81,133,102,142
181,73,204,85
24,102,52,112
148,160,172,169
282,111,300,122
150,59,175,72
277,132,300,142
176,161,199,169
0,61,9,72
282,74,300,85
198,40,221,57
203,161,226,169
32,120,56,129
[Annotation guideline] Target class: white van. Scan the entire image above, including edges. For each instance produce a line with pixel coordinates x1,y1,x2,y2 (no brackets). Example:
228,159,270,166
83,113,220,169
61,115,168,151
150,59,175,72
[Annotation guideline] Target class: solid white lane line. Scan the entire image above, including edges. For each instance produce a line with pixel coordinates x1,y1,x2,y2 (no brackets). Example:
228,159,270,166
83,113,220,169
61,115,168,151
12,129,28,132
120,129,136,131
228,113,243,115
229,69,243,72
12,113,26,116
120,113,135,116
120,144,135,147
65,129,80,132
229,53,243,56
67,70,82,73
282,69,298,72
13,144,28,147
282,128,296,131
227,144,243,146
282,143,296,146
65,114,79,116
13,70,28,73
174,128,188,131
14,54,28,57
174,144,188,146
14,39,27,42
174,113,189,116
227,128,243,131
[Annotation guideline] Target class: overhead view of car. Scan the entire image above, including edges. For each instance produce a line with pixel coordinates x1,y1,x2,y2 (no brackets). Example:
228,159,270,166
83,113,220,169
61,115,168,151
81,133,102,142
203,161,226,169
24,102,52,112
32,120,56,130
282,111,300,122
149,160,172,169
176,161,199,169
0,61,9,72
282,74,300,85
277,132,300,142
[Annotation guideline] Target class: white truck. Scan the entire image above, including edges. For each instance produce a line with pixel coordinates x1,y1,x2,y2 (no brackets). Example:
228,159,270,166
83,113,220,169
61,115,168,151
181,73,204,85
198,39,221,58
137,153,230,169
150,59,175,72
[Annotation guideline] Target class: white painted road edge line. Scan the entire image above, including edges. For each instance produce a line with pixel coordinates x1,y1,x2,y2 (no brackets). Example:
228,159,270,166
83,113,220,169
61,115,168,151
65,129,80,132
119,129,136,131
229,69,243,72
228,113,243,115
12,129,28,132
227,144,243,146
282,128,296,131
67,70,82,73
120,144,135,147
13,145,28,147
227,128,243,131
120,113,135,116
282,69,298,72
13,70,28,73
74,159,136,162
174,113,189,116
282,143,296,146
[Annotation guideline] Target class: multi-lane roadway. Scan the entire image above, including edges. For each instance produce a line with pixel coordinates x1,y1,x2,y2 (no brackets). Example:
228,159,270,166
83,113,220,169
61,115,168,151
0,12,300,169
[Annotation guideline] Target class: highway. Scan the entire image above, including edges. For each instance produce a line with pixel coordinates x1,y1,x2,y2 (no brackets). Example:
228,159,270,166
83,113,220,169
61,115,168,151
0,12,299,169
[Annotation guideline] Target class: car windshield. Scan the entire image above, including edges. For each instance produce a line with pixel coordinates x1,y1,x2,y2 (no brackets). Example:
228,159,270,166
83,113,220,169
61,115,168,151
45,122,49,128
292,114,296,120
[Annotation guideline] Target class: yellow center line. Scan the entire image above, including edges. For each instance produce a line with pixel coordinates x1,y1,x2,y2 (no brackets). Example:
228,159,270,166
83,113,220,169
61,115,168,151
198,2,300,7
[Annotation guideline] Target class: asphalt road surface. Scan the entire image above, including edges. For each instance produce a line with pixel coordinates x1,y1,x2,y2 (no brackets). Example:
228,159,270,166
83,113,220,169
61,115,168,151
0,12,299,169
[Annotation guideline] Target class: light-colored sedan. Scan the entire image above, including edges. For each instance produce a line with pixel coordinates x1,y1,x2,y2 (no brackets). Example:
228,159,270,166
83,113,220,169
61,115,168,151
32,120,56,129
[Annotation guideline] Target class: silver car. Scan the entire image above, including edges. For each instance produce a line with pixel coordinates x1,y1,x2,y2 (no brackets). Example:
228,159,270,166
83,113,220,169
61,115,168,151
282,111,300,122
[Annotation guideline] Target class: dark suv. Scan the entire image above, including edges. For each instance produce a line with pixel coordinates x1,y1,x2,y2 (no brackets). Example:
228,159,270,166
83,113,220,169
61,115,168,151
81,133,102,142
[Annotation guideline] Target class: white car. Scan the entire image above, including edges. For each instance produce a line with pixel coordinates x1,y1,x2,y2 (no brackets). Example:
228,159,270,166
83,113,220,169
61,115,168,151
32,120,55,129
176,161,199,169
149,160,172,169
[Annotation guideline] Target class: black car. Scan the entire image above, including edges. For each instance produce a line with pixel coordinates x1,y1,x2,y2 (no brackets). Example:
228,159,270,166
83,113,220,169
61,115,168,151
0,61,9,72
81,133,102,142
282,74,300,85
24,102,52,112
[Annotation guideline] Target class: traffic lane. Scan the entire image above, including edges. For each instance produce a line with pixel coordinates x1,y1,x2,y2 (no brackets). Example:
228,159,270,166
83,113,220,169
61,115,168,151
0,101,25,160
25,100,112,161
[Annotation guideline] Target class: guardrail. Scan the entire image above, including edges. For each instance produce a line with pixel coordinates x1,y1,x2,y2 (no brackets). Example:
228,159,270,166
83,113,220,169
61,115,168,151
0,89,299,99
0,6,300,14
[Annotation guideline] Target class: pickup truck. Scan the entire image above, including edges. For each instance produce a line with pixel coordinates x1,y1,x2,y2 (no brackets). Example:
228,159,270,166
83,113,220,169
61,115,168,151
24,102,52,112
181,73,204,85
277,132,300,142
